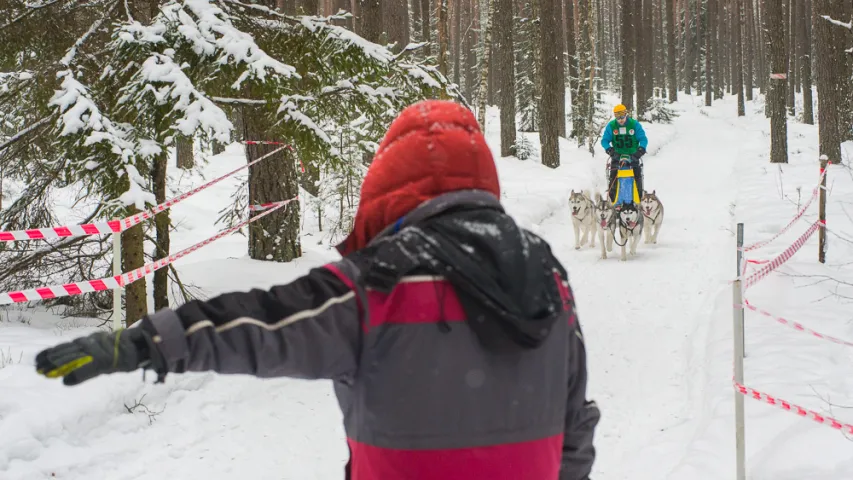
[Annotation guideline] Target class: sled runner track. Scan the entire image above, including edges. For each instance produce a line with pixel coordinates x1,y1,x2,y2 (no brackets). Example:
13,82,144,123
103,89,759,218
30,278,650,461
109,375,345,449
533,105,741,479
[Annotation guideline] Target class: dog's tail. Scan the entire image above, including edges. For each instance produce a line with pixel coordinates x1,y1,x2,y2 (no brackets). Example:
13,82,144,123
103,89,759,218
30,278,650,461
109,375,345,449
583,189,592,201
594,191,602,203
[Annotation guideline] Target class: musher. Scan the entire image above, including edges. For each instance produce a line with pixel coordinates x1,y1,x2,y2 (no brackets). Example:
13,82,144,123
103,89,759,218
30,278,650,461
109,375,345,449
600,104,648,205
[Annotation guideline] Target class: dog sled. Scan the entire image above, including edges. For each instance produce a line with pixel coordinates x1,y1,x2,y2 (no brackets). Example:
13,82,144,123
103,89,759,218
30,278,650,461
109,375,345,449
612,155,640,208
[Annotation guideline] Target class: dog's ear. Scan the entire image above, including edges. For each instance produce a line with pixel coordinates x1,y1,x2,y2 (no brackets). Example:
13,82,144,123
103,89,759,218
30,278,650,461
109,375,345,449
652,190,656,195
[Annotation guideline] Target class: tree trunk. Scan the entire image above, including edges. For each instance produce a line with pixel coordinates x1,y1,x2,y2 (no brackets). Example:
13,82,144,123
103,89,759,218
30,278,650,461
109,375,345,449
565,0,579,133
462,0,476,99
621,0,636,109
798,0,813,124
437,0,449,76
151,153,169,311
495,0,516,155
554,0,566,138
539,0,561,167
453,0,463,85
694,0,702,95
243,109,301,261
360,0,383,43
176,136,193,169
684,0,695,94
666,0,678,101
384,0,410,52
636,0,648,116
477,0,494,130
422,0,431,56
812,0,841,163
122,211,146,327
838,1,853,141
744,0,755,100
412,0,422,43
764,0,788,163
705,0,713,106
786,0,796,116
576,0,595,146
734,0,745,116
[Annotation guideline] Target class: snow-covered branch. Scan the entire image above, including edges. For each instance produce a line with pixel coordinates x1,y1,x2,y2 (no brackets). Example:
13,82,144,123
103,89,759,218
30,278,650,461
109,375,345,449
0,115,54,153
211,96,268,104
60,0,119,66
821,15,853,30
123,52,233,142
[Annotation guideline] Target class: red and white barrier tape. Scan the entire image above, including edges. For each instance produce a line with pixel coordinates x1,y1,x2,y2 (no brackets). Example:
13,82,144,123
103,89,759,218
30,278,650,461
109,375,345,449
739,299,853,348
242,140,305,173
742,220,822,290
248,199,298,212
0,220,122,241
0,145,290,242
734,381,853,435
0,197,297,305
739,168,827,252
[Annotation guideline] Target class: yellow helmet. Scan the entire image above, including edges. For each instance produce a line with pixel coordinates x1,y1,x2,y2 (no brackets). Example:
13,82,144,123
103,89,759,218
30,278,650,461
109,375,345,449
613,104,628,115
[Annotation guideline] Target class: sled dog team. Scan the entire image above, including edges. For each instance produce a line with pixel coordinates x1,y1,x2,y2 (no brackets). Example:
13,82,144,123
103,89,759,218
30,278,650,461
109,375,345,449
570,189,664,261
571,103,663,261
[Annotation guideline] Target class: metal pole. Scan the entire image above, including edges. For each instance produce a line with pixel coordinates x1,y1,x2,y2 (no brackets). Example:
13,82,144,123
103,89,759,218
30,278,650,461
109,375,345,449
734,222,746,480
111,232,122,331
737,223,745,357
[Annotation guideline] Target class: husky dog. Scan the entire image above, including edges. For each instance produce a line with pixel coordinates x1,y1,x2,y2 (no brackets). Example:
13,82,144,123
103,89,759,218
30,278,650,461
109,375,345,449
594,192,617,259
640,190,664,244
616,202,644,261
570,190,596,250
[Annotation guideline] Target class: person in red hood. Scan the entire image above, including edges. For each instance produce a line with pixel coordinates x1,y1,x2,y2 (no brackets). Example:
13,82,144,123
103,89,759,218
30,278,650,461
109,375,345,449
35,100,600,480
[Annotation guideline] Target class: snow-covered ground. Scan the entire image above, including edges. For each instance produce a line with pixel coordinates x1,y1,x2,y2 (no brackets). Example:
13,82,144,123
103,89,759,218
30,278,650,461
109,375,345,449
1,92,852,479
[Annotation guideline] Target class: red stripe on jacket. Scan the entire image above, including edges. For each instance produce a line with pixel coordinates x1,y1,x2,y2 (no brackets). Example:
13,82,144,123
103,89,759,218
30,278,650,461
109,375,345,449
347,434,563,480
366,277,466,327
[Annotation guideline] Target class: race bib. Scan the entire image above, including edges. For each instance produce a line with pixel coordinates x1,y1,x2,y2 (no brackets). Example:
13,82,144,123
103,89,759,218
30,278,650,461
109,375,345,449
619,127,627,134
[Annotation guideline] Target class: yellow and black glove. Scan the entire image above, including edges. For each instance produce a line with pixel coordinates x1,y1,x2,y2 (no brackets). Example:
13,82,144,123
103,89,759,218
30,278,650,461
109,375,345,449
35,326,166,386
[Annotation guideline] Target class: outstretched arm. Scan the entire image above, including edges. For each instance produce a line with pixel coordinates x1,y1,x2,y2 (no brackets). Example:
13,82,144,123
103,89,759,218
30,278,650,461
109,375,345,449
36,260,365,385
145,261,363,380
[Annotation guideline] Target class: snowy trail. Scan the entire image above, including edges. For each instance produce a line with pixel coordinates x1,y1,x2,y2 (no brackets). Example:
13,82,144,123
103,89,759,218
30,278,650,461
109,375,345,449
536,106,742,480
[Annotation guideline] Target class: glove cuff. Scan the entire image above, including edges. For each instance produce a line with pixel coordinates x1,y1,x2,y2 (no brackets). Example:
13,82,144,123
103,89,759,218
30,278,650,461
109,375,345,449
131,322,169,382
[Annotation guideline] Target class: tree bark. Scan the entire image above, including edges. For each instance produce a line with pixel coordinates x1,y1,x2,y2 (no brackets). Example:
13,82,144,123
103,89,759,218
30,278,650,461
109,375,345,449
812,0,841,163
636,0,648,116
453,0,462,85
421,0,431,56
151,153,169,311
786,0,796,116
744,0,755,100
176,136,193,169
495,0,516,155
666,0,678,101
384,0,410,52
360,0,383,43
705,0,713,106
437,0,449,76
735,0,745,116
621,0,635,109
243,109,301,261
764,0,788,163
539,0,562,167
565,0,579,129
476,0,494,130
798,0,813,124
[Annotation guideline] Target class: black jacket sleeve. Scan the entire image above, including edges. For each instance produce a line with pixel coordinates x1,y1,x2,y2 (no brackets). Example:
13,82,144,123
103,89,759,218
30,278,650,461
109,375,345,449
141,259,364,381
